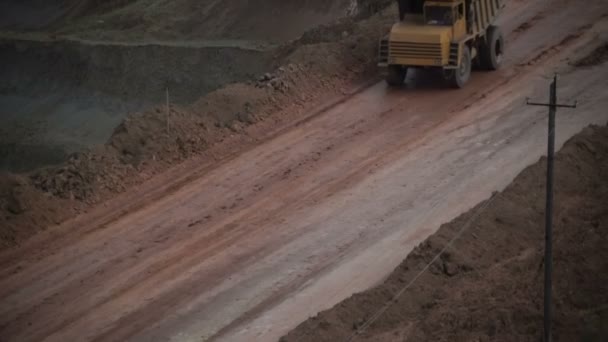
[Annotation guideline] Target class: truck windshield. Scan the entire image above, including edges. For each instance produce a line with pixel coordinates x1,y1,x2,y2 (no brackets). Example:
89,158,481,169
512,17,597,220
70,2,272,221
425,6,454,25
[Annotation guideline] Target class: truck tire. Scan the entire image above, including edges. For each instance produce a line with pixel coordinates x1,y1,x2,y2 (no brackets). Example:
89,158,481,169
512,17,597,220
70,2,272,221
446,46,471,88
386,65,407,86
479,25,504,70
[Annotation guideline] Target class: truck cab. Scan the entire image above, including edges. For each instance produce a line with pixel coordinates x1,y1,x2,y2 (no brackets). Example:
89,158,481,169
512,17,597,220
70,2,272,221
379,0,504,88
424,1,467,37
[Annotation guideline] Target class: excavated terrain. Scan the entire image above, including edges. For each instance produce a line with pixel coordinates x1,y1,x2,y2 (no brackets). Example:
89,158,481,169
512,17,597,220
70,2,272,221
0,0,389,173
282,124,608,341
1,0,395,245
1,0,607,341
0,0,366,172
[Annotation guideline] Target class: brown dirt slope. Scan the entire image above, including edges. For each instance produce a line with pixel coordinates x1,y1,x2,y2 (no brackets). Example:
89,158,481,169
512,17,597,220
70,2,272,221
0,2,395,248
282,124,608,342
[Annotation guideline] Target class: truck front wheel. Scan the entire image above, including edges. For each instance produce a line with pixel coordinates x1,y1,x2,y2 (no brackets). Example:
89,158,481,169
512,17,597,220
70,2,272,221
386,65,407,86
479,25,504,70
445,46,471,88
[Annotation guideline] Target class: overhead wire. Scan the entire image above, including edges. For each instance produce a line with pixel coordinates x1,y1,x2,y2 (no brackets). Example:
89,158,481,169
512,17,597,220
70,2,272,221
346,192,499,341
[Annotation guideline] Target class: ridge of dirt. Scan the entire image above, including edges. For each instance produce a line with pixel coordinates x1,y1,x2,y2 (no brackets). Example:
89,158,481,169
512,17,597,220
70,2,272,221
281,124,608,342
0,2,395,248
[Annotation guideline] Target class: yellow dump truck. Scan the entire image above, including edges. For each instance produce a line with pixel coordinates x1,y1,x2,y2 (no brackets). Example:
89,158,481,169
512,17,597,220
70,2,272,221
379,0,505,88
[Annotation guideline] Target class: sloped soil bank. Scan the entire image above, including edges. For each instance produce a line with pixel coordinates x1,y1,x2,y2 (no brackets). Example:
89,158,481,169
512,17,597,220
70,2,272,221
0,3,395,247
281,124,608,342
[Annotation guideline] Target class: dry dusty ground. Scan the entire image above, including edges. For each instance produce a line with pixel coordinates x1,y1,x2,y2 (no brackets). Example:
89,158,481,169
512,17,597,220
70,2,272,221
0,0,608,341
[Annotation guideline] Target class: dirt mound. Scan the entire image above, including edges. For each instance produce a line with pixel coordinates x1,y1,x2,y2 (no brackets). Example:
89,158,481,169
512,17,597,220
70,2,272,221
102,7,395,166
0,0,395,176
281,124,608,341
0,172,76,247
0,2,396,247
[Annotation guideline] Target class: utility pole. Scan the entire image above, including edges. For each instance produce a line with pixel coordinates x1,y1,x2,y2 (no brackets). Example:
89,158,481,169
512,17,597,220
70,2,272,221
526,75,576,342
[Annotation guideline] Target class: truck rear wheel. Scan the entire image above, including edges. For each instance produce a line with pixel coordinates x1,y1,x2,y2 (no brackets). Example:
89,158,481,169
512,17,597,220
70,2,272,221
446,46,471,88
479,25,504,70
386,65,407,86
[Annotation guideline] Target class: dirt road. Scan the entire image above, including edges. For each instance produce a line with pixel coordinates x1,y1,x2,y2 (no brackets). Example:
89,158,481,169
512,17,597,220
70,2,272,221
1,0,608,341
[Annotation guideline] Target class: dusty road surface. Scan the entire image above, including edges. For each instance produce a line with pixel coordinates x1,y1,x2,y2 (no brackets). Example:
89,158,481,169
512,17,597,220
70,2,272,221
2,0,608,341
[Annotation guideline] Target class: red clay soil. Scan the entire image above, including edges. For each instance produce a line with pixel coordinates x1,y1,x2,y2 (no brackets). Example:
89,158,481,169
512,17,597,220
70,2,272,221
281,124,608,342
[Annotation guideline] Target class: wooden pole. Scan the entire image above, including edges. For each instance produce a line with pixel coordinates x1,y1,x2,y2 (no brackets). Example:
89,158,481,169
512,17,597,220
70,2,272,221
526,75,577,342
